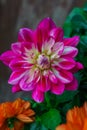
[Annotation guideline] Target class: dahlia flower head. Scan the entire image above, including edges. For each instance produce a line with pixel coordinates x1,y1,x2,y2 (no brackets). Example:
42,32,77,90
0,18,83,102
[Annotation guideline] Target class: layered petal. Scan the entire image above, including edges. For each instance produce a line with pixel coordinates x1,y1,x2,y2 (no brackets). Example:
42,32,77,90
12,85,21,93
34,17,56,50
38,17,56,32
65,77,78,90
49,72,58,84
56,57,76,70
53,69,73,83
42,38,55,55
8,70,26,85
19,77,34,91
11,42,22,55
18,28,34,42
19,68,39,91
11,42,33,56
17,114,34,123
52,42,64,56
56,124,67,130
83,118,87,130
62,46,78,57
71,62,84,73
38,76,50,92
9,57,29,70
51,80,65,95
0,50,15,65
63,36,80,46
50,27,64,42
32,87,44,103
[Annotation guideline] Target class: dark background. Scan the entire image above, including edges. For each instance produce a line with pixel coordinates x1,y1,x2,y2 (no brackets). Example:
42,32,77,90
0,0,86,102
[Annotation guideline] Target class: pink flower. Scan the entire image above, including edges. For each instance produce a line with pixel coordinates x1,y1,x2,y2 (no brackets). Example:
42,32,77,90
0,18,83,102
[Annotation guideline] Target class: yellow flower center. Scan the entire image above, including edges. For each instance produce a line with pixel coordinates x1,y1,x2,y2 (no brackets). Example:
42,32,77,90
37,54,50,70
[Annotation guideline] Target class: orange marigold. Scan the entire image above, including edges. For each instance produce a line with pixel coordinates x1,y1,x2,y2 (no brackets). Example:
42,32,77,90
0,98,35,130
56,102,87,130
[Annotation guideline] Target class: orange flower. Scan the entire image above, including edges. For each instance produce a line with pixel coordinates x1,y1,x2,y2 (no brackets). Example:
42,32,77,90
0,98,35,130
56,102,87,130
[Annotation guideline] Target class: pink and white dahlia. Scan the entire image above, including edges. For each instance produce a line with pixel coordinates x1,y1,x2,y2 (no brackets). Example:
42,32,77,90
0,18,83,102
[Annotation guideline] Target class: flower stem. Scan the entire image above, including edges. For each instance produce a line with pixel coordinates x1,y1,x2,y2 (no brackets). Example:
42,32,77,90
45,92,51,108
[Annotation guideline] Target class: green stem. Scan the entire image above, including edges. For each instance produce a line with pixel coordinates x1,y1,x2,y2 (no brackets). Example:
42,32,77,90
45,92,51,108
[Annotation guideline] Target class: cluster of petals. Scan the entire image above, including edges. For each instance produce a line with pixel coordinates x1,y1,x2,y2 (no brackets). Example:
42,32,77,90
0,17,83,102
56,102,87,130
0,98,35,130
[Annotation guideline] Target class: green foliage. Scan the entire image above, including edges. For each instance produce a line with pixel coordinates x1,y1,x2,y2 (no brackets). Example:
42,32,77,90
24,122,48,130
63,4,87,105
41,109,61,130
63,7,87,37
55,91,78,104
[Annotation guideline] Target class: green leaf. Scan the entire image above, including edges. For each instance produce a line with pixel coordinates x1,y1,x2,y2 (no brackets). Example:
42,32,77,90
82,56,87,67
81,36,87,48
65,8,86,22
71,15,87,30
63,7,87,36
41,109,61,130
56,91,78,105
28,122,48,130
74,72,83,85
63,22,72,36
62,93,80,116
62,101,73,115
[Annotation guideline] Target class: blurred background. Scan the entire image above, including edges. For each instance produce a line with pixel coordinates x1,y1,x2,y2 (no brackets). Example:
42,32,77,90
0,0,86,102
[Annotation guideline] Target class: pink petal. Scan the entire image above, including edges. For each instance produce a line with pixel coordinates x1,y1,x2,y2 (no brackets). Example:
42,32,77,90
9,57,29,70
71,62,84,73
8,70,26,85
12,85,21,93
53,42,64,55
0,50,15,65
19,76,34,91
63,36,80,46
11,42,33,56
65,77,78,90
38,76,50,92
19,68,39,91
53,69,73,83
76,62,84,70
18,28,34,42
62,46,78,57
42,38,55,54
34,17,56,51
38,17,56,32
57,57,76,70
34,29,45,51
11,42,22,55
51,80,65,95
49,72,58,84
32,88,44,103
49,27,64,42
